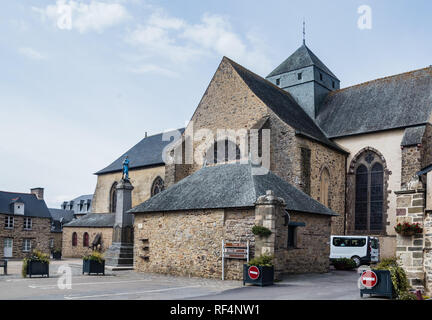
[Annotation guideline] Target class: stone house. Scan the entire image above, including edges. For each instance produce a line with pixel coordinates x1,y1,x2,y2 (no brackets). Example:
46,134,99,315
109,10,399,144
129,163,335,280
0,188,52,259
48,208,74,252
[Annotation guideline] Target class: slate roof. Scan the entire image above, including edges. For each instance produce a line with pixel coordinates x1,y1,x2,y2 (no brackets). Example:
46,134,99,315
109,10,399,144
96,129,185,175
63,213,115,228
0,191,51,218
226,57,346,153
401,125,426,147
267,44,338,79
49,208,75,223
129,163,337,216
316,67,432,138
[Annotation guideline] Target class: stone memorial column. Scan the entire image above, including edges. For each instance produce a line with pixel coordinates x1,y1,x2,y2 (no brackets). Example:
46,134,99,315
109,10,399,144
105,179,134,268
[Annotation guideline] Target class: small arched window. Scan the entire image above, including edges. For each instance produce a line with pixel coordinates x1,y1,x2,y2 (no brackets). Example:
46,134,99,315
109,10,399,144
320,168,330,207
354,151,385,232
83,232,89,247
72,232,77,247
109,182,117,213
151,177,165,197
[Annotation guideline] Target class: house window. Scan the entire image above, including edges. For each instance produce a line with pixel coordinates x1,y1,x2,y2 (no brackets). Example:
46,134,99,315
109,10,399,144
49,238,54,249
151,177,165,197
298,72,302,80
83,232,89,247
72,232,77,247
287,226,297,248
320,73,323,81
354,152,385,232
5,216,14,229
332,80,335,88
23,218,32,230
276,78,280,86
109,182,118,213
23,239,31,252
320,168,330,207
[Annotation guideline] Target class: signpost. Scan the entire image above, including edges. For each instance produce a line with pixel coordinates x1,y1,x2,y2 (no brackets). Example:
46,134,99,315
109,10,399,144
221,240,249,280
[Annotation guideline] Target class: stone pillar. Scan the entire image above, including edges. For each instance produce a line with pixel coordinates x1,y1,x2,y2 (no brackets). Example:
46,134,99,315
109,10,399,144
105,179,134,268
395,179,425,291
254,190,288,281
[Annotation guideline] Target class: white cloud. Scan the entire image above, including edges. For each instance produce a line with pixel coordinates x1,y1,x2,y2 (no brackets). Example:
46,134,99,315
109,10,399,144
18,47,45,60
125,10,271,75
34,0,130,33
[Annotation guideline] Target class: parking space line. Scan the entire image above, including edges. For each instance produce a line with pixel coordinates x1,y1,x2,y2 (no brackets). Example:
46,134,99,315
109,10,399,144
64,285,201,300
28,279,153,289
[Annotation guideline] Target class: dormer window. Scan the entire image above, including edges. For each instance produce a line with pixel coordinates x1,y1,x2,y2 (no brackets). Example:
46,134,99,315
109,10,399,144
332,80,335,88
12,201,24,215
320,73,323,81
276,78,280,86
298,73,302,80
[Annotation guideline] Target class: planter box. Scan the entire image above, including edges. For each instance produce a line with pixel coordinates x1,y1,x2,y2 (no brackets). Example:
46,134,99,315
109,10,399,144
243,264,274,286
83,259,105,275
52,252,62,260
360,269,393,299
27,261,49,278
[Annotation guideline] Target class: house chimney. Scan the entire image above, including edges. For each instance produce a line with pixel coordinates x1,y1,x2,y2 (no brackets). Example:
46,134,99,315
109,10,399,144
31,187,44,200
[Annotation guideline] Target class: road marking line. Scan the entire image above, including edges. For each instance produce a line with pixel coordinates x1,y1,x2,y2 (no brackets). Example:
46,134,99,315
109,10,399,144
28,279,153,289
64,285,201,300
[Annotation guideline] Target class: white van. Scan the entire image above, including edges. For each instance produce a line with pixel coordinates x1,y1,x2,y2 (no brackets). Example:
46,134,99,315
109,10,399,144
330,235,380,267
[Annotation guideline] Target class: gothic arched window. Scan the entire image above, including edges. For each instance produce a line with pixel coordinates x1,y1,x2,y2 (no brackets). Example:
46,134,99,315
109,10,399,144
72,232,77,247
151,177,165,197
109,182,117,213
83,232,89,247
320,168,330,207
354,152,384,231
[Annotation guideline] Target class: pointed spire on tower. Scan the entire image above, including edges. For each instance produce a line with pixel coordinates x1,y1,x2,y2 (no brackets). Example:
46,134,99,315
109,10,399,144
303,18,306,45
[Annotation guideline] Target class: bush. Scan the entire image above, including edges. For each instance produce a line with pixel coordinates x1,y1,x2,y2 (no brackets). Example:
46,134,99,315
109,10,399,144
248,254,273,267
375,257,411,299
83,251,105,264
398,291,418,300
252,225,272,237
22,250,50,278
331,258,357,270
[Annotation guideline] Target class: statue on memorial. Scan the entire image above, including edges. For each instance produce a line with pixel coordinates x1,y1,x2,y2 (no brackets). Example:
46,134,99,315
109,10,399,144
122,156,130,181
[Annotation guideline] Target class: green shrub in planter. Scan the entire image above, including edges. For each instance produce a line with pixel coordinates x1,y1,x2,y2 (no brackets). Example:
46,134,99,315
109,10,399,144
83,251,105,275
331,258,357,270
251,225,272,237
375,257,411,299
244,254,274,286
22,250,50,278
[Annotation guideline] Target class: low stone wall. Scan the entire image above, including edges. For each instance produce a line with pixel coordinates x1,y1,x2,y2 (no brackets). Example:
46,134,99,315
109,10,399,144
62,227,113,258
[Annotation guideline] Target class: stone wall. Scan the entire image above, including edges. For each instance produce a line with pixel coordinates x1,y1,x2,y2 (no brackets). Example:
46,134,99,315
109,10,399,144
62,227,113,258
0,214,51,259
395,189,425,290
92,166,165,213
401,146,422,188
50,232,62,252
134,209,255,280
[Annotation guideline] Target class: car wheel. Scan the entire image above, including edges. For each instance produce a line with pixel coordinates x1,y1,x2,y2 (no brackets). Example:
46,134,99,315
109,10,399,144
351,256,361,267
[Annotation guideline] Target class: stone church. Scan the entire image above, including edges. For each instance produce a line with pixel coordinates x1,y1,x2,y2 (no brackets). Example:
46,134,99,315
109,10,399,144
63,42,432,285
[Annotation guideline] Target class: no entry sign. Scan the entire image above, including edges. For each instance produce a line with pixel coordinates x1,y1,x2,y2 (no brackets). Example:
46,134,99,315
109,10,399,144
248,266,260,280
360,270,378,289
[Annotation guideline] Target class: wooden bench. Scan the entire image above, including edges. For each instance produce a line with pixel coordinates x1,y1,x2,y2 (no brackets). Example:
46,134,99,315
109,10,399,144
0,260,7,275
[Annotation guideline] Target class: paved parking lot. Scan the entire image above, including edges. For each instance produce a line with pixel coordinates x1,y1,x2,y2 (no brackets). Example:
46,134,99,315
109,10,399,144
0,259,369,300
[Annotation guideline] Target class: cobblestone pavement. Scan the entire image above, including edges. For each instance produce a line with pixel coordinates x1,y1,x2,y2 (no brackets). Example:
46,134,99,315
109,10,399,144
0,259,372,300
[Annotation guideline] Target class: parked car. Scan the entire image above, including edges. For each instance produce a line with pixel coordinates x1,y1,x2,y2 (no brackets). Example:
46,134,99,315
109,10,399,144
330,235,379,267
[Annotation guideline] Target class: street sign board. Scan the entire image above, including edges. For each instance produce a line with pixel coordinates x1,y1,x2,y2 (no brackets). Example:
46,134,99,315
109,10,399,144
248,266,260,280
360,270,378,289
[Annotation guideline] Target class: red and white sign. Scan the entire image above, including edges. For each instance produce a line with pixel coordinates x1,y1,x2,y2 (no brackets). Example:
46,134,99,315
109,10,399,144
360,270,378,289
248,266,260,280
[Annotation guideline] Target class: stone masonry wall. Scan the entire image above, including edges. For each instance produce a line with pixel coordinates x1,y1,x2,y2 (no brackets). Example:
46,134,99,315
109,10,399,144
395,189,425,290
134,209,255,280
62,227,113,258
284,212,332,273
401,145,422,188
0,214,51,259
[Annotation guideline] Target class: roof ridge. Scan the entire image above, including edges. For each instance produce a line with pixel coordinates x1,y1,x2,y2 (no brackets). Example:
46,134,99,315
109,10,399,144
330,66,432,95
0,190,34,196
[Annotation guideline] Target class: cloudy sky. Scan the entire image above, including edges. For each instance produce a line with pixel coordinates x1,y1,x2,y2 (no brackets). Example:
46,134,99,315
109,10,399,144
1,0,431,208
